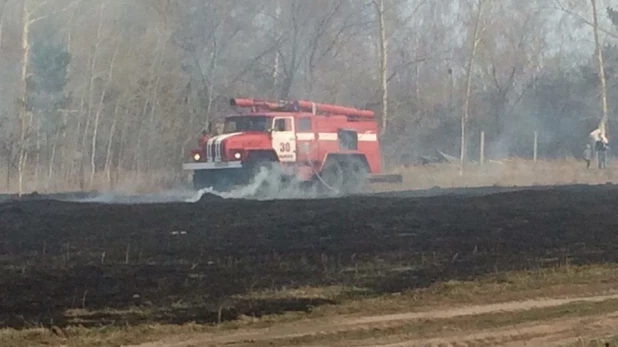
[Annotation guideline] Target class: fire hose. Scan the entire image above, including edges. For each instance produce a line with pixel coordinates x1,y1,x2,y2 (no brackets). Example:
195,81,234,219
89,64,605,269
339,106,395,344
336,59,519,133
302,101,341,195
302,142,340,195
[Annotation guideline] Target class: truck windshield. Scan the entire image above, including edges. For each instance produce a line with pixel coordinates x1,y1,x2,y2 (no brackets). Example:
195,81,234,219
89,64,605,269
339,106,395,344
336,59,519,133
223,116,272,133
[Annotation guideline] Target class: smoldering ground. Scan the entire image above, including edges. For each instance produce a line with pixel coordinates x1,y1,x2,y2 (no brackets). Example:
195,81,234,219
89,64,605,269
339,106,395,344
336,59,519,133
70,164,339,204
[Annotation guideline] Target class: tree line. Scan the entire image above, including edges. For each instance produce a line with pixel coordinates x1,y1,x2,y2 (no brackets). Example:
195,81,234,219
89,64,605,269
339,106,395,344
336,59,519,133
0,0,617,193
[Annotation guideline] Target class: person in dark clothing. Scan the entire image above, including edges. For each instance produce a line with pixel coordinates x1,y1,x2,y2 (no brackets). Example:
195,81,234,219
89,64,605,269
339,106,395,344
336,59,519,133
602,142,609,169
596,140,609,169
584,144,592,169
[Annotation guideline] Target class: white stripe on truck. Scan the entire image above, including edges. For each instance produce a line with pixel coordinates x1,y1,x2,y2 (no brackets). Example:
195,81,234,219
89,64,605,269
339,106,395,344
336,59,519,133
204,131,377,163
316,132,377,141
205,132,242,162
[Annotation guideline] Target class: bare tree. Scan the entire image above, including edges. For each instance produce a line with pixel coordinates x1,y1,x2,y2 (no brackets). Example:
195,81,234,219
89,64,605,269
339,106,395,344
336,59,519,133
1,0,616,192
89,41,119,188
81,2,105,188
460,0,487,175
374,0,388,135
17,0,81,195
0,0,7,53
551,0,618,39
591,0,610,139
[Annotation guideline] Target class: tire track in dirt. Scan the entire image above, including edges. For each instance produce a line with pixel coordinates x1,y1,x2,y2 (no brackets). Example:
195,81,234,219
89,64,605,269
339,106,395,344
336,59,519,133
363,313,618,347
343,292,618,325
129,292,618,347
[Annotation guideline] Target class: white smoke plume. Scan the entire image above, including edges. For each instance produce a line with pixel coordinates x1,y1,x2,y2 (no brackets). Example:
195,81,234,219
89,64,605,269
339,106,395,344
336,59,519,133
186,163,333,202
73,163,338,204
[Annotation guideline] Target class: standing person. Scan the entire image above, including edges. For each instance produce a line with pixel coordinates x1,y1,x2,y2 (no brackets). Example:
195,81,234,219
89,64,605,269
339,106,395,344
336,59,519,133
601,141,609,169
590,128,602,165
589,127,610,169
584,144,592,169
595,139,603,168
597,140,608,169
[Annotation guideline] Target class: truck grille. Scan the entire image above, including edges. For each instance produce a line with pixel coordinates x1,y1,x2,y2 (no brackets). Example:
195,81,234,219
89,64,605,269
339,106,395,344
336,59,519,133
210,143,216,162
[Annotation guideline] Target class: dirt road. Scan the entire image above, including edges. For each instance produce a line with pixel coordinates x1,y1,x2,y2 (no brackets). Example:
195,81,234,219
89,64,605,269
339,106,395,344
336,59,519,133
371,314,617,347
131,293,618,347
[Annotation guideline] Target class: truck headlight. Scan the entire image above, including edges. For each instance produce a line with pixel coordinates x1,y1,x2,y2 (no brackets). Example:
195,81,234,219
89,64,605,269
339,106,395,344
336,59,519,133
234,152,241,159
193,153,201,161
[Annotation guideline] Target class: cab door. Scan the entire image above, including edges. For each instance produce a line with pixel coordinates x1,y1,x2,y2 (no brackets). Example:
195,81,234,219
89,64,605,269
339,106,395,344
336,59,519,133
272,117,296,162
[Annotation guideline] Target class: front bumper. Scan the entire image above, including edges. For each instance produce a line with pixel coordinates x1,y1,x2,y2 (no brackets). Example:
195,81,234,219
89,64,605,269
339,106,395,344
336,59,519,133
182,161,243,170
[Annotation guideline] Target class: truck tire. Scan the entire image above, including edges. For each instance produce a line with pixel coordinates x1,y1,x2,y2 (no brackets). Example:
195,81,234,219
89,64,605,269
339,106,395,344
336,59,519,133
319,158,345,194
341,157,369,194
245,159,281,196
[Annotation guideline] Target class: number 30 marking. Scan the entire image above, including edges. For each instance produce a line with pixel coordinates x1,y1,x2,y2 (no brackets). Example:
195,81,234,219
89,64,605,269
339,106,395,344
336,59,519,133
279,142,291,152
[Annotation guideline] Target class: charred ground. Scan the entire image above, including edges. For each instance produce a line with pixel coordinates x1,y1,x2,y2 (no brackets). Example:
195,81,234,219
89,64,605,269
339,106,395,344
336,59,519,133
1,184,618,329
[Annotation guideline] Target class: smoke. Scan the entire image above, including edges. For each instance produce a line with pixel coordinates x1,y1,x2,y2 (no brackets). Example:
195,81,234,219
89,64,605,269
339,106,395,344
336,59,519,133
73,164,338,204
77,189,200,204
187,163,333,202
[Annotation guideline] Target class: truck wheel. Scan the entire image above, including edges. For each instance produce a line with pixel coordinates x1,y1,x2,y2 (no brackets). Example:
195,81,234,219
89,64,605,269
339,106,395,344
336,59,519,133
320,159,344,194
246,160,280,196
342,157,369,194
193,170,210,190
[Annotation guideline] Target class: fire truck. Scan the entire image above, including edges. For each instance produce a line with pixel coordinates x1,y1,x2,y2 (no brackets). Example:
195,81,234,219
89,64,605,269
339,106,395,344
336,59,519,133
182,97,401,195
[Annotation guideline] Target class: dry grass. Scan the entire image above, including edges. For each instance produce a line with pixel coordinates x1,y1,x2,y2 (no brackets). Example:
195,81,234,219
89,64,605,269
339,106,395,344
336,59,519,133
269,298,618,347
3,264,618,347
0,167,188,194
235,264,618,318
2,157,615,195
0,323,210,347
375,157,617,192
577,336,618,347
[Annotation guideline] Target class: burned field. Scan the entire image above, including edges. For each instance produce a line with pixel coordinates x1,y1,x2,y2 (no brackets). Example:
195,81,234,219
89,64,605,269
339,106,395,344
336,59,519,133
1,184,618,330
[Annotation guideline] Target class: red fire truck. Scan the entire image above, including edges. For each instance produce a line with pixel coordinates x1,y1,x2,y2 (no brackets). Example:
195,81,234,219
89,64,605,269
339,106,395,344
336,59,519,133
182,97,401,194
